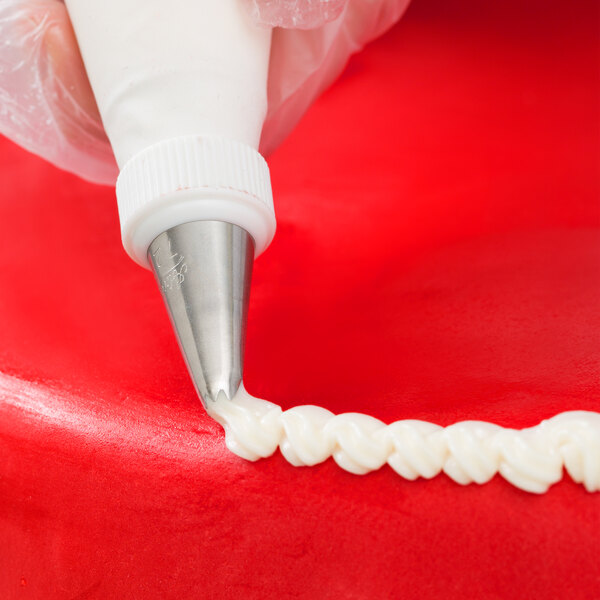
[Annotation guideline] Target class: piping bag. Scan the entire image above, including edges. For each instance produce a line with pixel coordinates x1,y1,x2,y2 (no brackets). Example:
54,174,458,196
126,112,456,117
64,0,276,406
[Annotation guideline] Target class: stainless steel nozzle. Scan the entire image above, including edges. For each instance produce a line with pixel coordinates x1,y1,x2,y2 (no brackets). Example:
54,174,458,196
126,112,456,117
148,220,254,407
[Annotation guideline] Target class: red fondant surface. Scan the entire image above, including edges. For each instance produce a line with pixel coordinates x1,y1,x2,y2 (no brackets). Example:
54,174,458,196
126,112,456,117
1,0,599,597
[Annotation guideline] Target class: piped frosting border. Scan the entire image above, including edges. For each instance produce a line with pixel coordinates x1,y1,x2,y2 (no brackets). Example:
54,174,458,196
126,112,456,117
209,386,600,494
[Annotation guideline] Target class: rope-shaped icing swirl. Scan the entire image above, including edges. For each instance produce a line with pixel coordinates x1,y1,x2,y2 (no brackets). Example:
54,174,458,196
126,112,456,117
208,387,600,494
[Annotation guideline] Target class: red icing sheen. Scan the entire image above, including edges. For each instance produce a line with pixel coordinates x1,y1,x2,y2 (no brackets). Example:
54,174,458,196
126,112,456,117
0,0,599,597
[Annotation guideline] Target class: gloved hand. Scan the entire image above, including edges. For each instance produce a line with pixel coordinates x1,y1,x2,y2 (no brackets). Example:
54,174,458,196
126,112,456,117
0,0,409,185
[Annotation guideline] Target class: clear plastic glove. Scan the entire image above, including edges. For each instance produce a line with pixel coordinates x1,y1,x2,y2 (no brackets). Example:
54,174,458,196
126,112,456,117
0,0,410,185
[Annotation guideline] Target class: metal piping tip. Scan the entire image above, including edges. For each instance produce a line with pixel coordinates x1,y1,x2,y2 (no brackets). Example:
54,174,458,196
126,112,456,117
148,221,254,408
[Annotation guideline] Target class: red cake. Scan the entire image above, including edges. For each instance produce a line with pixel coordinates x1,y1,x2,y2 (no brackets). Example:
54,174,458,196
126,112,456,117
1,0,598,598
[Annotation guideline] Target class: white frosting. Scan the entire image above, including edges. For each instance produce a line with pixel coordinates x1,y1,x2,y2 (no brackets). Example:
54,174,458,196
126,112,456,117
208,385,600,494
